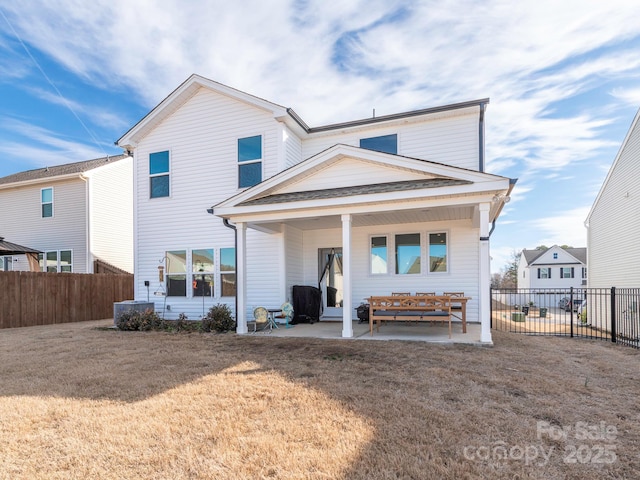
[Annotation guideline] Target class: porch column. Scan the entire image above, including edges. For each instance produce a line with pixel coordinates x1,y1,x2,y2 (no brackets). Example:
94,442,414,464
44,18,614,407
478,203,492,343
236,221,248,334
341,214,353,338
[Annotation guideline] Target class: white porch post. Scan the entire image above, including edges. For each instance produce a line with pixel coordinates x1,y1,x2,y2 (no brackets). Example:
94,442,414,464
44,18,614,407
478,203,492,343
341,214,353,338
236,221,248,334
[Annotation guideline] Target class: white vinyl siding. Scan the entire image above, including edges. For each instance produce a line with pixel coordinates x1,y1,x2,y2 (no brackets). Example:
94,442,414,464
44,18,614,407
300,218,479,322
588,113,640,288
86,158,134,273
133,87,283,318
0,178,89,273
300,109,479,170
284,126,302,169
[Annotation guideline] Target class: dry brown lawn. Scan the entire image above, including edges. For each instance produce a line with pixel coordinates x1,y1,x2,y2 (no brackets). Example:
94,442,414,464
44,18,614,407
0,320,638,479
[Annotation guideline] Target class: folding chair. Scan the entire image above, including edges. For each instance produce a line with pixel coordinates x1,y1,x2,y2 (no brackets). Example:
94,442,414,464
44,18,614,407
252,307,271,333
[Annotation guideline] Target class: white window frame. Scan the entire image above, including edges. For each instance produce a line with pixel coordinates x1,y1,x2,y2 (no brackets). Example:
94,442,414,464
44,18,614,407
191,248,215,298
165,249,187,297
41,187,54,218
38,250,73,272
219,247,236,297
394,232,422,275
149,150,171,199
560,267,574,279
369,235,389,275
237,134,263,188
1,256,13,271
427,231,449,274
538,267,551,279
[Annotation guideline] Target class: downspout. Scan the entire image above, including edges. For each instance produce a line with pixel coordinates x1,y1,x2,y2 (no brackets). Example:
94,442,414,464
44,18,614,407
478,101,487,172
80,174,92,273
222,217,238,321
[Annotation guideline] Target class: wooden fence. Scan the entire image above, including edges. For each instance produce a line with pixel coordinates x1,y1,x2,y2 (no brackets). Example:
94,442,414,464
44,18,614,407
0,271,133,329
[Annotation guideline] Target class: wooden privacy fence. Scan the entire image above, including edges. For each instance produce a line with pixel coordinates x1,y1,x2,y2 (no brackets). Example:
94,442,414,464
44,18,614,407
0,271,133,329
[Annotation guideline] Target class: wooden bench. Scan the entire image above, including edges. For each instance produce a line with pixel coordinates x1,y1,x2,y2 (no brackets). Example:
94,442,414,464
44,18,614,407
368,295,453,338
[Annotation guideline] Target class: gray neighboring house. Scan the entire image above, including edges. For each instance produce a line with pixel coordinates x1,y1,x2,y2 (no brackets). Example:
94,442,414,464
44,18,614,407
586,108,640,288
517,246,587,290
0,155,133,273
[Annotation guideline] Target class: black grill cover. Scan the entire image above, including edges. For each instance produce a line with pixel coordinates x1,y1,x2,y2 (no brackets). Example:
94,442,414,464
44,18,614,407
292,285,322,324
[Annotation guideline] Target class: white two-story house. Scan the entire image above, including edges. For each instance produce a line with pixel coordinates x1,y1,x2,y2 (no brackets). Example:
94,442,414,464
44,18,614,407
117,74,514,342
0,155,133,274
517,246,587,290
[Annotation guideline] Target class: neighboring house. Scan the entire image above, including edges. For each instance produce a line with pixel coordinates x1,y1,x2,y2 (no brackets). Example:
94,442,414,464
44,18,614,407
0,155,133,274
517,246,587,290
117,74,515,342
586,108,640,288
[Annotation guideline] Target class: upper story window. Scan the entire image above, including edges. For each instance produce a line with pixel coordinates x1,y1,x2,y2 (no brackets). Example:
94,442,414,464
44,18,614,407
360,134,397,155
370,236,388,274
561,267,574,279
41,187,53,218
553,252,558,259
395,233,420,274
582,267,587,279
428,232,448,273
150,151,170,198
238,135,262,188
538,267,551,279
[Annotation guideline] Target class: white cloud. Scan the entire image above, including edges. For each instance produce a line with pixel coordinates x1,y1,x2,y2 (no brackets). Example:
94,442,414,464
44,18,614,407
527,206,591,248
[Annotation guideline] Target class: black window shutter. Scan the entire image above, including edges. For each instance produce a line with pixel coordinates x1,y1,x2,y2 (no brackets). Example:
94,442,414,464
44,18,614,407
537,268,541,279
571,267,574,278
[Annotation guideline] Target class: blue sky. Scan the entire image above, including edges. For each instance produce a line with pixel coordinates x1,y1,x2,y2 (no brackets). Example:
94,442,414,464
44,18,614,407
1,1,640,273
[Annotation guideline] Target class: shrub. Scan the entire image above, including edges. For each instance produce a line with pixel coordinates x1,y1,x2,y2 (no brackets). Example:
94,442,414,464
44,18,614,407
201,304,235,333
116,308,163,331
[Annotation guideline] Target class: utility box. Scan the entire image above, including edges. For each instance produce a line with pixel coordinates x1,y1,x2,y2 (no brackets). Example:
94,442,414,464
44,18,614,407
114,300,154,325
511,312,526,322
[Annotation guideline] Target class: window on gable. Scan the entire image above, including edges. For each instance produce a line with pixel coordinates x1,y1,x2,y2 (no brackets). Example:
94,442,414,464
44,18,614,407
370,236,388,274
220,248,236,296
395,233,420,274
238,135,262,188
150,151,170,198
192,249,214,298
41,187,53,218
553,252,558,259
360,134,397,154
429,232,448,273
166,250,187,296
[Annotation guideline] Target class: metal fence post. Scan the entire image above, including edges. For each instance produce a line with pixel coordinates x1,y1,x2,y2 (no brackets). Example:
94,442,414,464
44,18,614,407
611,287,616,343
569,286,574,338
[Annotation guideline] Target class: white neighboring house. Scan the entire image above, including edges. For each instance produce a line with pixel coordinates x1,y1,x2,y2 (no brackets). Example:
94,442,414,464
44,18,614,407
517,246,587,290
0,155,133,274
117,74,515,343
586,108,640,288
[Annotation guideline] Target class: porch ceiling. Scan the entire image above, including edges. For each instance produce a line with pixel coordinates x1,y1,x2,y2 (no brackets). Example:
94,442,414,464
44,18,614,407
249,205,476,231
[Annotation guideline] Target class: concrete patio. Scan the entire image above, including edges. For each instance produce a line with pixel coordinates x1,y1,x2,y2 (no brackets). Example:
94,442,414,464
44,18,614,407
248,319,487,345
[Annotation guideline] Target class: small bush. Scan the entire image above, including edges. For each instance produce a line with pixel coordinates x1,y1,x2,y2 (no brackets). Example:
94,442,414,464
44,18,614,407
116,308,163,331
201,304,235,333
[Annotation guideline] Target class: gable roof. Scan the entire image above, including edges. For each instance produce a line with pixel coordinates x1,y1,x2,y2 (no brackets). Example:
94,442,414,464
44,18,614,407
521,246,586,265
214,144,512,222
0,154,129,188
116,73,490,149
586,107,640,224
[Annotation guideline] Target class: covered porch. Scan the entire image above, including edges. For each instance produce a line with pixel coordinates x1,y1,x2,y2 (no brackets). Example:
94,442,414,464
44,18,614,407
213,145,513,344
253,318,484,344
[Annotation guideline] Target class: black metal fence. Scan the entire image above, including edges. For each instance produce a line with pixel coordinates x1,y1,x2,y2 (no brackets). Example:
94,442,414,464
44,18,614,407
491,287,640,348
